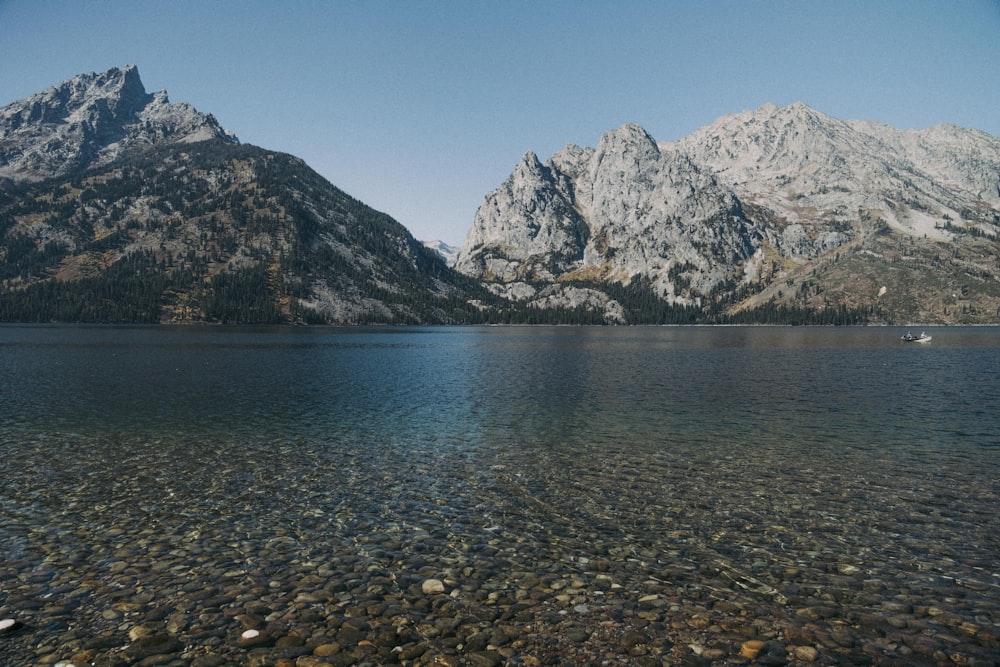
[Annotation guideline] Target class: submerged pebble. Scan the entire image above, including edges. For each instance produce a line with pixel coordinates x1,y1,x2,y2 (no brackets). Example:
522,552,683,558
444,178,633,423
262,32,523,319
0,618,24,635
1,428,998,666
421,578,446,595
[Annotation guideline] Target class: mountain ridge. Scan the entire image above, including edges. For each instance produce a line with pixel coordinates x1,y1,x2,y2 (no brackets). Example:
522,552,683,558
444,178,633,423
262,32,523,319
0,67,507,324
456,102,1000,323
3,67,999,324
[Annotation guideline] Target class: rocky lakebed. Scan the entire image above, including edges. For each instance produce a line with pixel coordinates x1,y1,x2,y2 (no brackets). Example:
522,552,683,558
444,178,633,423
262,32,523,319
2,428,998,667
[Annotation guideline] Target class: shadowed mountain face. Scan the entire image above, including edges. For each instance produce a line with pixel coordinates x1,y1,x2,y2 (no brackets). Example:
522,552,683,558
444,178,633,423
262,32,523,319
0,67,491,324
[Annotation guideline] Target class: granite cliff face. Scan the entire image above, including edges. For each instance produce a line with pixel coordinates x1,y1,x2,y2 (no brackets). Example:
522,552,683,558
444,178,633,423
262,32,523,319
679,102,1000,243
457,104,1000,322
0,65,237,183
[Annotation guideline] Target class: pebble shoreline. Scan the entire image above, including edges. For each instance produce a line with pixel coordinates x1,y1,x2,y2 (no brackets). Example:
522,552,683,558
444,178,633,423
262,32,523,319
1,432,998,666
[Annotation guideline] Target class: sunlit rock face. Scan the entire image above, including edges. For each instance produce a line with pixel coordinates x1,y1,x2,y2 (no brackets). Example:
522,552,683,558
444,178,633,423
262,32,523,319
0,65,237,182
457,103,1000,307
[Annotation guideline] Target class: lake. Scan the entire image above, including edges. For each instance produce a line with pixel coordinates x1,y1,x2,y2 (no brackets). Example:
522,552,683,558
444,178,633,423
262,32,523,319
1,325,998,666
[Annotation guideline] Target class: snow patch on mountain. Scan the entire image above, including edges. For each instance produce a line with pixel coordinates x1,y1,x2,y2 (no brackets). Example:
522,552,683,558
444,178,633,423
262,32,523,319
422,240,460,267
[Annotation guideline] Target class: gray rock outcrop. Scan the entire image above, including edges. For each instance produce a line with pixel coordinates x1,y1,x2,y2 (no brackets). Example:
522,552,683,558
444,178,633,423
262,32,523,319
0,65,237,182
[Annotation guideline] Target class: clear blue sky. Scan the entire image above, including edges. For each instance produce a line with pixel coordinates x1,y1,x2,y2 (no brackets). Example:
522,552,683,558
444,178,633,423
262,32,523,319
2,1,998,245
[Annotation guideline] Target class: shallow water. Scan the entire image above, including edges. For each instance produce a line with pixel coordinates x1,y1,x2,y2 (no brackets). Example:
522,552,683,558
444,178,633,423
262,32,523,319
1,325,998,666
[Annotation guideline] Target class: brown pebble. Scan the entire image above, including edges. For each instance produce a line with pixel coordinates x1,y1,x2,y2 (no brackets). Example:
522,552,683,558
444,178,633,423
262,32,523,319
276,634,306,647
688,614,711,628
741,639,766,659
295,657,334,667
793,645,819,661
69,649,96,664
191,655,228,667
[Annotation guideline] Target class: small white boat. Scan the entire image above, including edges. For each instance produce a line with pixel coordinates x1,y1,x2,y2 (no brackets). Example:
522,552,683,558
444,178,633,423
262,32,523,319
901,331,932,343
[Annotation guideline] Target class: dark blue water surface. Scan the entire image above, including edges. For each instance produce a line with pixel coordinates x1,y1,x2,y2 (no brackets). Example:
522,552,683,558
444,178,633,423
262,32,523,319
2,324,998,451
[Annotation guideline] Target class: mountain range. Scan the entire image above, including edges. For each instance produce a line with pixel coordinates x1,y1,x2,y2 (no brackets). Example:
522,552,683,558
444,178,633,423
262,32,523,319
2,66,999,324
456,103,1000,323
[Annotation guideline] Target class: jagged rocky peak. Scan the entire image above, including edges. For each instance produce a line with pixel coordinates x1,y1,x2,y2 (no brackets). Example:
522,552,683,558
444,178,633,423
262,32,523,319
62,65,150,119
0,66,146,131
846,119,1000,208
593,123,661,168
0,65,237,181
456,147,589,281
549,142,594,170
513,150,546,180
719,100,828,130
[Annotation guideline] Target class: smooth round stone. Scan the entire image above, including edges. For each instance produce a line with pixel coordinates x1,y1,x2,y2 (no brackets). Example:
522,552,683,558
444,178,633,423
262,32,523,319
69,650,96,665
313,643,342,657
124,633,183,660
794,645,819,661
0,618,24,634
296,657,335,667
740,639,766,659
421,578,445,594
237,628,273,647
166,613,188,634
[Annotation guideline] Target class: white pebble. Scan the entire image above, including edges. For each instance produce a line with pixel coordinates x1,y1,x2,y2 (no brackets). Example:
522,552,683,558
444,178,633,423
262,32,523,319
241,629,260,639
